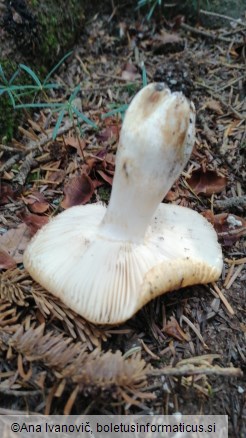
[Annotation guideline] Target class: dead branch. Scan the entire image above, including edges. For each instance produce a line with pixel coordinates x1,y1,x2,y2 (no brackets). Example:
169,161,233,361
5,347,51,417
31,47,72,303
214,196,246,211
13,152,38,185
0,144,26,153
195,82,245,120
181,23,232,43
0,154,21,175
149,364,243,377
200,9,246,25
25,120,74,152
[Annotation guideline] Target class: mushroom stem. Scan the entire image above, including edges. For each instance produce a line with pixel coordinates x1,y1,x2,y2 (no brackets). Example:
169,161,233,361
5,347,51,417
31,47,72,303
99,83,195,242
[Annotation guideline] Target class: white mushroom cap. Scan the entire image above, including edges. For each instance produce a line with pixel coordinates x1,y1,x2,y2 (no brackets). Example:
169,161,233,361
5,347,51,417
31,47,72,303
24,83,223,324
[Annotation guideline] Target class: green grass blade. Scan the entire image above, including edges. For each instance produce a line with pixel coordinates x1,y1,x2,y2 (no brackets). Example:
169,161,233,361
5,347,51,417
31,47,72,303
137,0,148,8
69,84,81,102
141,62,148,86
101,103,128,119
52,108,66,140
42,83,61,90
72,106,97,129
19,64,42,88
1,84,40,92
7,90,16,107
44,50,73,84
9,68,21,85
0,65,7,83
15,102,64,109
147,2,157,20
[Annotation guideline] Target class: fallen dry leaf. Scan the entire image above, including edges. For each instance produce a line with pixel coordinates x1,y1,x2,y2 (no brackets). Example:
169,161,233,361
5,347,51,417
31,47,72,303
153,30,184,54
163,316,190,342
23,191,49,214
47,169,66,185
42,160,66,185
98,125,120,144
0,249,17,269
223,120,241,138
0,183,18,205
98,117,121,144
96,170,113,185
201,99,224,115
21,213,49,237
188,168,227,196
64,134,86,158
121,62,140,81
165,183,188,202
0,223,31,264
155,30,182,45
202,211,246,246
61,174,95,209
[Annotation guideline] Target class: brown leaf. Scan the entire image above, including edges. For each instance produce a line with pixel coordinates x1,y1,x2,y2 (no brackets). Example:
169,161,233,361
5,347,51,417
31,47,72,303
202,211,246,246
23,191,49,214
61,174,95,209
163,316,190,342
98,125,120,143
188,168,227,196
47,169,66,185
202,210,214,223
156,30,182,45
0,183,18,205
43,160,66,185
165,185,186,202
0,250,17,269
121,63,140,81
153,30,184,54
64,134,86,158
92,179,103,189
96,170,113,185
201,99,224,115
170,14,185,30
224,120,240,138
21,213,49,237
98,117,120,144
0,224,31,263
29,202,49,214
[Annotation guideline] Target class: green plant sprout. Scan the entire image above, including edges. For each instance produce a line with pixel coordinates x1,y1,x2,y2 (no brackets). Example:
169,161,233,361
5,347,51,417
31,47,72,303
0,51,97,140
51,84,97,140
102,62,148,120
137,0,162,21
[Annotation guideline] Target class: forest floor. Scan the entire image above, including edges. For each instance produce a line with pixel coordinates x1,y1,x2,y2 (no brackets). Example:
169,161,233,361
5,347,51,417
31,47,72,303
0,5,245,438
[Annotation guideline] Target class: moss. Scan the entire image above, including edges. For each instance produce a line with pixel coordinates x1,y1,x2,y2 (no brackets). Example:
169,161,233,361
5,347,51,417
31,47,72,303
0,0,86,139
0,96,15,142
30,0,85,67
3,0,85,70
198,0,245,27
0,60,20,141
98,186,111,204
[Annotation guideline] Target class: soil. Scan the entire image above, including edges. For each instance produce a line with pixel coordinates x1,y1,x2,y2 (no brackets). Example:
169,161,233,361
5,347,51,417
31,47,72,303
0,4,245,438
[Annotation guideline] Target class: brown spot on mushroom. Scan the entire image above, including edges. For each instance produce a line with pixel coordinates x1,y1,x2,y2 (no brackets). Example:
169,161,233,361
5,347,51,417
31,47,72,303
142,87,170,119
122,160,129,179
161,99,190,155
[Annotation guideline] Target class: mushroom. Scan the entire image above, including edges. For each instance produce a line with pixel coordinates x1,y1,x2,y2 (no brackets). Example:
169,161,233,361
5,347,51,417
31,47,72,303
24,83,223,324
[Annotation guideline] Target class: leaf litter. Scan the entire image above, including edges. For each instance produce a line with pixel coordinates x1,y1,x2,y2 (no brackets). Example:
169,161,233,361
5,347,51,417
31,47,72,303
0,4,245,434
